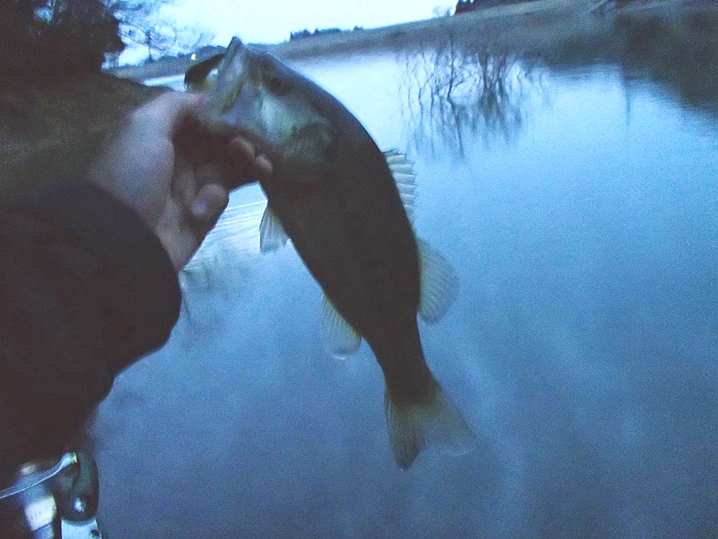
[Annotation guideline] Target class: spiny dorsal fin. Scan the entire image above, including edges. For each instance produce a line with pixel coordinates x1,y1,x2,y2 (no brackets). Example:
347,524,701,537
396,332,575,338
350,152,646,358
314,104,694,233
320,294,362,359
417,239,459,324
381,151,458,322
259,204,289,253
383,150,417,224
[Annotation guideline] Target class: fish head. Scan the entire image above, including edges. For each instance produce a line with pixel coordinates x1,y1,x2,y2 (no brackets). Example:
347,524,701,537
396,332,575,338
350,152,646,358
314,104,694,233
198,37,340,183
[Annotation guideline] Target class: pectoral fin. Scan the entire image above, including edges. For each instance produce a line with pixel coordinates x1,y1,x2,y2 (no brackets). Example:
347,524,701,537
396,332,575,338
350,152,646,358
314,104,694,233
417,239,459,324
259,204,289,253
320,294,362,359
385,378,475,469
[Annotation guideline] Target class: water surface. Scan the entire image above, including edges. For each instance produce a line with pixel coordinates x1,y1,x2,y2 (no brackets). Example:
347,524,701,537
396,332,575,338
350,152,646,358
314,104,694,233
96,9,718,539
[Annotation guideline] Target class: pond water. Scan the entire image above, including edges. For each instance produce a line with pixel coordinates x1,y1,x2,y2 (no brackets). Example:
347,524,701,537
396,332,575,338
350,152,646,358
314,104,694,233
96,9,718,539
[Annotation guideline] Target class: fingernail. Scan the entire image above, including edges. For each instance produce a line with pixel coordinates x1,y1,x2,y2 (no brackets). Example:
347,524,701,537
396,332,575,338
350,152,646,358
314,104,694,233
191,199,210,218
231,137,254,158
256,154,273,176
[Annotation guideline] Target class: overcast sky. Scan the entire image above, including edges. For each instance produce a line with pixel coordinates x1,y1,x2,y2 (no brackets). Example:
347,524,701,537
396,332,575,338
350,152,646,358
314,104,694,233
120,0,455,63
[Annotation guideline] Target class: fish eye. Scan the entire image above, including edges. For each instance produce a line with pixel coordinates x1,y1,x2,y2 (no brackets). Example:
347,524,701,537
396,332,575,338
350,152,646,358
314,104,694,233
264,72,291,96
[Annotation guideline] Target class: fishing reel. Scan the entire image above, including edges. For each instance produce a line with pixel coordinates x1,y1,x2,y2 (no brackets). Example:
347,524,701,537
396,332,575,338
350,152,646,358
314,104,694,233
0,452,103,539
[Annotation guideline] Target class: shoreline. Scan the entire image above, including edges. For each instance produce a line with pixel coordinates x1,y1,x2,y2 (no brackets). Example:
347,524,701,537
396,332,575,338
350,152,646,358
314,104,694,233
107,0,590,81
108,0,702,83
2,0,714,205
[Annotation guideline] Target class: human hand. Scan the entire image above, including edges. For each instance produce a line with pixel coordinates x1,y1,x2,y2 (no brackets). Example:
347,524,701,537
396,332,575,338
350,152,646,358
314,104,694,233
90,91,272,270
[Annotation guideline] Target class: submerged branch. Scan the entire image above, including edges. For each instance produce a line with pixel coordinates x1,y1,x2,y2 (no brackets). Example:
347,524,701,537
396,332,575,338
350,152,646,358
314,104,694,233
401,33,540,156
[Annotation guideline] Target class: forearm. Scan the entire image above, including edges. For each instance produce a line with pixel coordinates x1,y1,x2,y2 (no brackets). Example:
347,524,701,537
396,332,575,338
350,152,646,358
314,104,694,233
0,183,181,481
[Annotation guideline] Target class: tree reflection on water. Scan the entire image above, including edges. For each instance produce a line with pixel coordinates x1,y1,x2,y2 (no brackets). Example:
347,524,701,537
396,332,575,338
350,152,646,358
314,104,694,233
400,33,542,156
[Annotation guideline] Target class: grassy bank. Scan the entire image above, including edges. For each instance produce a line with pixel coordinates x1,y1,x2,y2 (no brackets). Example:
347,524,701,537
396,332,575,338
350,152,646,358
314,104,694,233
0,75,165,205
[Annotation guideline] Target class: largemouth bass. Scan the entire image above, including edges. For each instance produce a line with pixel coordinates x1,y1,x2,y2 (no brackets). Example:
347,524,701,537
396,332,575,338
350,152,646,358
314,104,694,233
188,38,474,469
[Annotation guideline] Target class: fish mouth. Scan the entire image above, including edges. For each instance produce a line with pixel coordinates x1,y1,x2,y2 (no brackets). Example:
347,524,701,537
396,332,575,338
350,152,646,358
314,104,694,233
199,39,249,118
194,38,282,163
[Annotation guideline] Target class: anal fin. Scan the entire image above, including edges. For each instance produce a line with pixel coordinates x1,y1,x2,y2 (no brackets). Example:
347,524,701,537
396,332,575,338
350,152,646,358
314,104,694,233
320,294,362,359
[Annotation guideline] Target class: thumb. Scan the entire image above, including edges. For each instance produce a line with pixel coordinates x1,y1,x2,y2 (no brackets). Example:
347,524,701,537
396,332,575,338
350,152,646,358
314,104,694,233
189,183,230,232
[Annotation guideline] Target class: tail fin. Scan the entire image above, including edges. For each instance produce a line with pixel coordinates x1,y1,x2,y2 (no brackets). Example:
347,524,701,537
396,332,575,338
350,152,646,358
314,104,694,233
384,379,475,469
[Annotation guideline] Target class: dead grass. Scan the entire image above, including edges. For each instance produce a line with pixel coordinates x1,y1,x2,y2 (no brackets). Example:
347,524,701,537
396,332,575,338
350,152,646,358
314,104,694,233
0,74,165,205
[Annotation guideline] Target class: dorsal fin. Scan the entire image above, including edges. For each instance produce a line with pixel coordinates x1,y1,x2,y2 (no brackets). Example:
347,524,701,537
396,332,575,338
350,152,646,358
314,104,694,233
417,239,459,324
383,150,417,224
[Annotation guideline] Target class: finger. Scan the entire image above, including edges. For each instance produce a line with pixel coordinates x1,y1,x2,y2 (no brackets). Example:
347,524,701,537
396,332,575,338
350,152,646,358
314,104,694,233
189,183,230,230
224,138,273,187
229,137,255,162
226,137,256,181
172,154,199,206
254,154,273,181
228,138,273,180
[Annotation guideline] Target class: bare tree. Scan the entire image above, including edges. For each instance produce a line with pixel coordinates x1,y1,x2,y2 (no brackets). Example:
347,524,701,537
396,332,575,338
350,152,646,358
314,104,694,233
400,32,541,156
108,0,214,62
0,0,124,75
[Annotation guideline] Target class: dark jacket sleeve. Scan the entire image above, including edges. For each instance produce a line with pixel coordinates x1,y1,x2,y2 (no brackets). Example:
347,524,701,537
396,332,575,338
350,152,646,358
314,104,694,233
0,184,181,482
